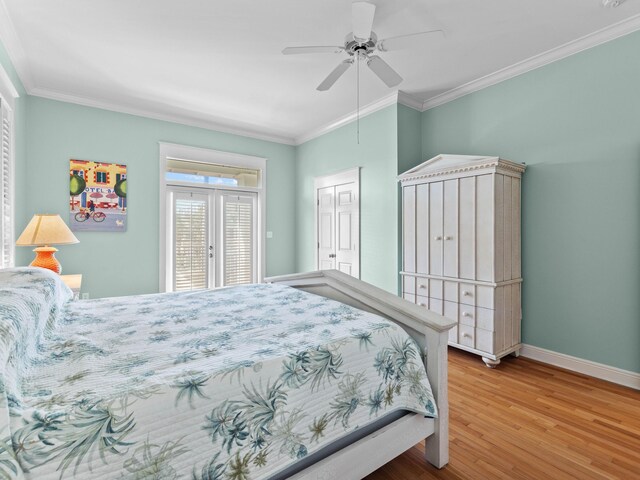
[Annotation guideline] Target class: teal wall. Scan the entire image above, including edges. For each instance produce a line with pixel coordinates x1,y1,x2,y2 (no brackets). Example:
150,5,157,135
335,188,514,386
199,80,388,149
421,31,640,373
22,97,297,298
0,40,28,266
296,105,399,293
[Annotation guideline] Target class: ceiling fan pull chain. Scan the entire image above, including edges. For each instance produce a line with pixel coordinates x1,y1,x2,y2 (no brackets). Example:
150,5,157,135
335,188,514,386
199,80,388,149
357,53,360,145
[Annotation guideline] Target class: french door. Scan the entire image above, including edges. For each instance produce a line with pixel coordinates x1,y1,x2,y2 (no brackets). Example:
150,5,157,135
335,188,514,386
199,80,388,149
167,187,257,291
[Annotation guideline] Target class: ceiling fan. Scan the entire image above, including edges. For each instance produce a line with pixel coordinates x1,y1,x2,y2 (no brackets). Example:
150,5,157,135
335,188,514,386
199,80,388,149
282,1,443,91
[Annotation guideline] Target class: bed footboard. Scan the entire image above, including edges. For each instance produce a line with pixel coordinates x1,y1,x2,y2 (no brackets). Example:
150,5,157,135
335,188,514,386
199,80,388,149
266,270,456,470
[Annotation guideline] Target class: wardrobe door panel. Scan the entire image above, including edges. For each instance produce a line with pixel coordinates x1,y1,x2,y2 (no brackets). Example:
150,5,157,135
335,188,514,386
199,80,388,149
443,179,458,278
429,181,443,276
503,175,513,281
416,183,430,274
459,177,475,280
494,174,504,282
402,186,416,273
476,175,494,282
512,178,522,279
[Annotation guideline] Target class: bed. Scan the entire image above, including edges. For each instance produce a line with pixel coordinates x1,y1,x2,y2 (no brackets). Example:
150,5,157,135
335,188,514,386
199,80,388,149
0,267,455,479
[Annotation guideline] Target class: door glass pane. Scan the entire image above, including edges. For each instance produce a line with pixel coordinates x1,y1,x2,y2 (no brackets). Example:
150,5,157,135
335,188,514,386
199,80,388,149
222,193,256,286
173,195,208,291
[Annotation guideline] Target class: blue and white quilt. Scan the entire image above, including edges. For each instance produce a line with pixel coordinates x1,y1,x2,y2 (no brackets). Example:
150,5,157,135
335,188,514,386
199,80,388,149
0,267,436,479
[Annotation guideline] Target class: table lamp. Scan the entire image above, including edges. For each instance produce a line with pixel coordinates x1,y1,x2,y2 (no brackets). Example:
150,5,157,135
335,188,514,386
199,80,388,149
16,214,79,274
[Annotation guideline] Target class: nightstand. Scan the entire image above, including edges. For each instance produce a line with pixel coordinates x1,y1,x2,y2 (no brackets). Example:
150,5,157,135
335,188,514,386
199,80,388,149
61,274,82,300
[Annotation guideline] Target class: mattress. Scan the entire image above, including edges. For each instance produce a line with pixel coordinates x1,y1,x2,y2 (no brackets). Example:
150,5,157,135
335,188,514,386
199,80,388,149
0,268,436,479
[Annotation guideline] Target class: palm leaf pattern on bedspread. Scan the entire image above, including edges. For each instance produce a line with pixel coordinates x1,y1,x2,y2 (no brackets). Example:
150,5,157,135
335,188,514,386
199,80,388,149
0,268,436,479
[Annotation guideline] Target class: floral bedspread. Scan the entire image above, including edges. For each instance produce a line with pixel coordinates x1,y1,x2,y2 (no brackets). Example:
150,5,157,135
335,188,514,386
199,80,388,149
0,268,436,479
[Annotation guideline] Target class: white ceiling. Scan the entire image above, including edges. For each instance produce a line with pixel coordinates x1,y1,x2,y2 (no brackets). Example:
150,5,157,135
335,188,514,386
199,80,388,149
2,0,640,144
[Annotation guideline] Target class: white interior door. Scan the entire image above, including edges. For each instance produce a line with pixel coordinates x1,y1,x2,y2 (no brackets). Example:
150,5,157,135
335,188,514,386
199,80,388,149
317,186,335,270
334,183,358,276
315,168,360,278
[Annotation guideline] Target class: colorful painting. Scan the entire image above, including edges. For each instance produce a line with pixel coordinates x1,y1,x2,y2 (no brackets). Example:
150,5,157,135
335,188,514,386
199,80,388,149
69,159,127,232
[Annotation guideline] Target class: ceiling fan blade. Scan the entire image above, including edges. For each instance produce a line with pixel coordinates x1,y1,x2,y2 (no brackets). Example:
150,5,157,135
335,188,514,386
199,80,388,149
377,29,445,52
317,59,354,91
367,55,402,87
282,46,345,55
352,1,376,41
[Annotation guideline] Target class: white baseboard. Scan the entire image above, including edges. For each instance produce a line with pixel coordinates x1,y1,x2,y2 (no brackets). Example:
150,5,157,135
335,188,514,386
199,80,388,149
520,344,640,391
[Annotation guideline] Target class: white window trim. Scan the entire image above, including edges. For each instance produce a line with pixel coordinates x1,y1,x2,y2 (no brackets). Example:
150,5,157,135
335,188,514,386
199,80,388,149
158,142,267,292
0,64,18,268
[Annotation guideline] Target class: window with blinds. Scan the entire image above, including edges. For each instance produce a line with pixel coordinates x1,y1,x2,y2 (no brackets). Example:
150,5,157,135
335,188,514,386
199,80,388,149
173,194,208,291
0,99,13,268
222,193,256,286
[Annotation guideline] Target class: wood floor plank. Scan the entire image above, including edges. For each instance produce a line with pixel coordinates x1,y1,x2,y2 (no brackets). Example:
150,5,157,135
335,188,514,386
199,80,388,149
365,349,640,480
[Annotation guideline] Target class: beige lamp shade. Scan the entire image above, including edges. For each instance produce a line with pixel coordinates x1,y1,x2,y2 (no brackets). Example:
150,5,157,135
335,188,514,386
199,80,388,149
16,214,79,274
16,214,79,246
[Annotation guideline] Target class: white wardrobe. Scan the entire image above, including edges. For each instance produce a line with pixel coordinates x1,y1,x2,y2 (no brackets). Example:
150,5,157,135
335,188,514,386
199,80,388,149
399,155,526,367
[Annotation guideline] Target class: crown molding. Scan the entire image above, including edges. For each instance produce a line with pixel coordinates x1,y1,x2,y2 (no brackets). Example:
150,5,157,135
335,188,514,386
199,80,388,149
397,91,423,111
423,13,640,111
294,91,401,145
29,86,296,145
0,0,35,92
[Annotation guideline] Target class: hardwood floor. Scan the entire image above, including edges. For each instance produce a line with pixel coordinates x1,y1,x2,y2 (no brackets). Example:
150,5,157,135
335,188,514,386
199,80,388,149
365,348,640,480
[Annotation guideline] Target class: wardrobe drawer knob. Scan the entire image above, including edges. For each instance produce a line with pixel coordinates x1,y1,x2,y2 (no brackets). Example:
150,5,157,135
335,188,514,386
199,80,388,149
462,332,472,339
419,284,427,289
463,291,471,296
433,236,442,241
462,312,472,317
419,303,427,307
444,236,453,240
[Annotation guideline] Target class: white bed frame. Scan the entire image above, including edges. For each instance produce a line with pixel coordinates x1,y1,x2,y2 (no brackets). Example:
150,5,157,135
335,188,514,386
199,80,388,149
266,270,456,479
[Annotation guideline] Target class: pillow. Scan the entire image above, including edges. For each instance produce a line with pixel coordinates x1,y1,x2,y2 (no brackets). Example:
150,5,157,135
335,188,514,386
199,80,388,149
0,267,72,366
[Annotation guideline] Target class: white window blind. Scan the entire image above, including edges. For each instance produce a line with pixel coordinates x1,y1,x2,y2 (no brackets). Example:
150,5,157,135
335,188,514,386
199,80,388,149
173,193,208,291
0,99,13,268
222,193,256,286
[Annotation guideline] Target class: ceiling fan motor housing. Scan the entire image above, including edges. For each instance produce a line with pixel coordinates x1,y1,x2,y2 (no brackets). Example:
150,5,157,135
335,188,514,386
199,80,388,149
345,32,377,57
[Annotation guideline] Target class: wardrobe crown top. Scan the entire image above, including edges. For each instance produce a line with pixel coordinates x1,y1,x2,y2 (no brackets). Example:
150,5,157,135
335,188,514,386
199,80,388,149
398,154,526,183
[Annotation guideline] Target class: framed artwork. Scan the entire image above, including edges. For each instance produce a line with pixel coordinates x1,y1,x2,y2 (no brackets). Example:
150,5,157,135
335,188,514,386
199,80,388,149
69,159,127,232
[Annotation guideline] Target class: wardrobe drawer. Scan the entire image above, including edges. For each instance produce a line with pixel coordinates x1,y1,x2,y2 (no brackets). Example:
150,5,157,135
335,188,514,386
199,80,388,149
458,324,475,348
416,294,429,309
403,276,415,295
459,283,475,306
475,328,494,354
459,304,475,327
415,277,429,296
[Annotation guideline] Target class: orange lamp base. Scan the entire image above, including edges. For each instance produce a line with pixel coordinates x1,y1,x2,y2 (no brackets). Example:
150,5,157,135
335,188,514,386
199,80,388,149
30,246,62,274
